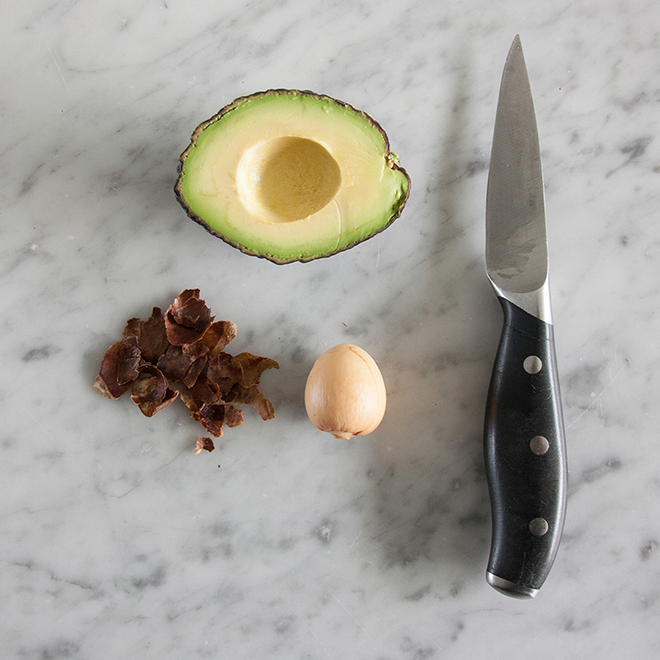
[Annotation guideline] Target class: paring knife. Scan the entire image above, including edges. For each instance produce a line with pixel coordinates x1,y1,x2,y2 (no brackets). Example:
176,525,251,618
483,35,567,599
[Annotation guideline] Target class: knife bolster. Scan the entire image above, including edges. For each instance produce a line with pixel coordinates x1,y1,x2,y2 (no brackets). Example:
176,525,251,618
487,280,553,325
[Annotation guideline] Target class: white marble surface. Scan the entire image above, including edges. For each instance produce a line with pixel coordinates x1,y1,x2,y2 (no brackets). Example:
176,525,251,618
2,0,660,658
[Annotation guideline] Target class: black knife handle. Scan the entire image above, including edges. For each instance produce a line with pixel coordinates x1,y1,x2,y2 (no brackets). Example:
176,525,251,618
484,297,567,598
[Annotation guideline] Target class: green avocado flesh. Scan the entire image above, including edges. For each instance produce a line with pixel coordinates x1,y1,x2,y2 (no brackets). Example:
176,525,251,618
175,90,410,264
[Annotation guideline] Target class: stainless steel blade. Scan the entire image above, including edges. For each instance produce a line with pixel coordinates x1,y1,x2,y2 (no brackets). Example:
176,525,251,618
486,35,548,310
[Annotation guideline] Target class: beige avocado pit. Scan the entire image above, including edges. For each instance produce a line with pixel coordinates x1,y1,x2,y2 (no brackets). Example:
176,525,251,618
174,89,410,264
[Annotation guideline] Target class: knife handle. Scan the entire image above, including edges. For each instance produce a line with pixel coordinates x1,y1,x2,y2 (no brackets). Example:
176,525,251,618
484,297,567,598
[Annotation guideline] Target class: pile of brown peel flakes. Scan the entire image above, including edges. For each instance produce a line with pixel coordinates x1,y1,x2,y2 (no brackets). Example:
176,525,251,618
93,289,279,453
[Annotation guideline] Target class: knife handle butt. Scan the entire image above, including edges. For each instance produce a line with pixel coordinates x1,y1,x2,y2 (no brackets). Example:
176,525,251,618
484,297,567,597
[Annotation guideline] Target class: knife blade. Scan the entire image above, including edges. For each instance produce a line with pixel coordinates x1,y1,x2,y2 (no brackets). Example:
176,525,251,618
483,35,567,599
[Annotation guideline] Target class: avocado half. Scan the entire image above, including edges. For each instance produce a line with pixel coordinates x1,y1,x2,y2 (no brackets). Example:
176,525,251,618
174,89,410,264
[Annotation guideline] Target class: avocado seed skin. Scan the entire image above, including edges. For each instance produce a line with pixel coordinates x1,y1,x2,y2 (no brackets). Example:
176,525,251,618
304,344,386,439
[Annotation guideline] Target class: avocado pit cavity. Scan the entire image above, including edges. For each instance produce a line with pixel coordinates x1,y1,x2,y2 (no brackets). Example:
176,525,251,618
236,136,342,223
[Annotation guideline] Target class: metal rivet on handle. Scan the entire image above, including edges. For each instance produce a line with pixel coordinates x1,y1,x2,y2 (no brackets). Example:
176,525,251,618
523,355,543,374
530,435,550,455
529,517,549,536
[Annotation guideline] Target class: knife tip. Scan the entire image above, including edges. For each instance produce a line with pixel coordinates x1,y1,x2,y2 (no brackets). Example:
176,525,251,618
504,34,527,73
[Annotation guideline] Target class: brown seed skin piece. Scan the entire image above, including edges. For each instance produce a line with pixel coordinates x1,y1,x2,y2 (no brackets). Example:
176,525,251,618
194,437,215,454
93,336,140,399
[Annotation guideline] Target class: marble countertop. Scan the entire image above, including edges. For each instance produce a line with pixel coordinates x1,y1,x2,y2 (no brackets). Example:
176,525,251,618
2,0,659,658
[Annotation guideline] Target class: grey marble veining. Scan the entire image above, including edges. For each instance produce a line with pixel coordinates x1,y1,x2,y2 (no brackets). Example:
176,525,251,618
2,0,660,658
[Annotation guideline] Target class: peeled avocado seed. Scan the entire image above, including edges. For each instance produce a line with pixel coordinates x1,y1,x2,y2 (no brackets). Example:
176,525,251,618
175,90,410,264
305,344,387,439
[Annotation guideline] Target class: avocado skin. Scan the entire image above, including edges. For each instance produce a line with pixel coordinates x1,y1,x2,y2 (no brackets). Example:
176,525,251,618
174,89,411,265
